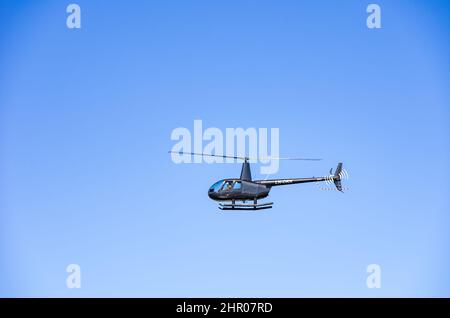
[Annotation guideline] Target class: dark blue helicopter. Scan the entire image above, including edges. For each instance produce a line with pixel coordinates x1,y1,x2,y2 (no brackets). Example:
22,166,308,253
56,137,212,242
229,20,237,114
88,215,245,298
169,151,344,210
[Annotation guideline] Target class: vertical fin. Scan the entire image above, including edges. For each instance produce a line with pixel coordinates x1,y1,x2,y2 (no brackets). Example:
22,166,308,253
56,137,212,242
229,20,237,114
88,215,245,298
333,163,344,192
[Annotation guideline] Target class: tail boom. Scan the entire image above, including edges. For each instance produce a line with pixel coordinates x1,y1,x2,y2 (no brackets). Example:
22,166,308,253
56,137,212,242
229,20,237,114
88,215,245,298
256,162,344,192
256,177,329,187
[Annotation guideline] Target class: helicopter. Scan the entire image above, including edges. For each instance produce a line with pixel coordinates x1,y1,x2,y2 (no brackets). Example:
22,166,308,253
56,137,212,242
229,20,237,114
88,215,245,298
169,151,344,210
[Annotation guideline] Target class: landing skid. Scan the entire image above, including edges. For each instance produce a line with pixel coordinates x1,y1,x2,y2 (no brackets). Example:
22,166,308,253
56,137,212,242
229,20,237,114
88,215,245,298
219,202,273,211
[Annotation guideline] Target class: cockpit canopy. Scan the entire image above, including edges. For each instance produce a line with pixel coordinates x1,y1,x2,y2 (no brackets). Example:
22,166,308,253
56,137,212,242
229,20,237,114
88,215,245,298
209,180,242,193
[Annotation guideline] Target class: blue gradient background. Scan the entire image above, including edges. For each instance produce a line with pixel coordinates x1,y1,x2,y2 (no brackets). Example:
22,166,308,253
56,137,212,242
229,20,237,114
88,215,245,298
0,0,449,297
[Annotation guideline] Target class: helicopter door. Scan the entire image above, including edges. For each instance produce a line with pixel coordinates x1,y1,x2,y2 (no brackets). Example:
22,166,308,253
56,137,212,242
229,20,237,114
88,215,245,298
221,181,234,192
221,181,241,196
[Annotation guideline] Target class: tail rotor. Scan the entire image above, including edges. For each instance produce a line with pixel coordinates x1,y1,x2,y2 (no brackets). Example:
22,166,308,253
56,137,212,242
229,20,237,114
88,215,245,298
333,163,343,192
330,163,345,192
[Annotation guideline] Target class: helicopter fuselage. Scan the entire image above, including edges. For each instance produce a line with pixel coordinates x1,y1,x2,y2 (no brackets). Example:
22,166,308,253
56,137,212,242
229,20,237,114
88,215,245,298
208,179,270,202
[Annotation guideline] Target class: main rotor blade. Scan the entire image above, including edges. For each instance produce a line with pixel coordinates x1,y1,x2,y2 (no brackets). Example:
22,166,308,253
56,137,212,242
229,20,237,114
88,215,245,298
249,157,322,161
168,151,247,161
169,151,321,161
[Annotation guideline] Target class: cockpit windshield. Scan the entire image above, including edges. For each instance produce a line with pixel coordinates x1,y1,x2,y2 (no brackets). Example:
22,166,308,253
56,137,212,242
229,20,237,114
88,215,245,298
209,180,224,192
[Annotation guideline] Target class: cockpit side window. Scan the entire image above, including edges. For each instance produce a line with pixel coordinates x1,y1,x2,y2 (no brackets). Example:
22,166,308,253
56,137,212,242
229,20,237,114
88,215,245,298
233,181,242,190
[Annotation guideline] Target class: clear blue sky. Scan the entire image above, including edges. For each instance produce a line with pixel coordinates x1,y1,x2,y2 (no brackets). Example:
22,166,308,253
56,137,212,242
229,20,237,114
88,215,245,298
0,0,449,297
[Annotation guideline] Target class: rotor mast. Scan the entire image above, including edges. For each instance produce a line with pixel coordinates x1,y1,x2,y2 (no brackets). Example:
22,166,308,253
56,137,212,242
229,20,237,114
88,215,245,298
240,157,252,181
